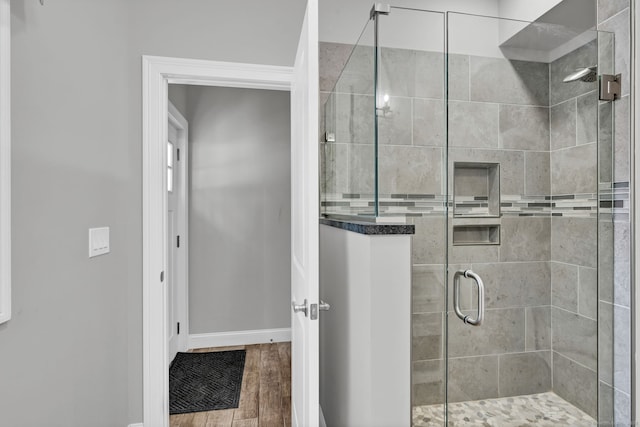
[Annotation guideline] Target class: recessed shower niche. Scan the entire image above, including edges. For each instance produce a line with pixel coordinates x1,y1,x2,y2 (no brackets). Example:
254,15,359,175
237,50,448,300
452,223,500,246
453,162,500,217
452,162,501,246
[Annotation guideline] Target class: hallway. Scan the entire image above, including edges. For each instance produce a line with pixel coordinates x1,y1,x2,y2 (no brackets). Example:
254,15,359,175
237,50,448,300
170,342,291,427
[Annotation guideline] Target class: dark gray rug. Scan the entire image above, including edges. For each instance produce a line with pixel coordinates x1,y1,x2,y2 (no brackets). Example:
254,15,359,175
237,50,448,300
169,350,246,414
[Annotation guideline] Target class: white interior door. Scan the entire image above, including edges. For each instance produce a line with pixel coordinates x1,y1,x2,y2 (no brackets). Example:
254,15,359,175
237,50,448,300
290,0,319,426
167,103,188,363
167,121,180,363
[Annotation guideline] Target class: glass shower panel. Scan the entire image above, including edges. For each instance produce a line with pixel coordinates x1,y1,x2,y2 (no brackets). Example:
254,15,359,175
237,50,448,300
322,20,376,218
376,8,446,218
371,7,448,424
596,29,630,426
440,12,603,426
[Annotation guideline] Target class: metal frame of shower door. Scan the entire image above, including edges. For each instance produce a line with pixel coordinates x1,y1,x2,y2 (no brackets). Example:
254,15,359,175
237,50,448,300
444,11,450,427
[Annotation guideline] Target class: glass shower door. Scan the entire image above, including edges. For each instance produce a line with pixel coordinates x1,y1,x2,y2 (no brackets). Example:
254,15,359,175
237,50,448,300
442,12,613,426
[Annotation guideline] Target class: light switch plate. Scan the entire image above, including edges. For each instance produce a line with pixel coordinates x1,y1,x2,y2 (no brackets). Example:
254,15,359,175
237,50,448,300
89,227,110,258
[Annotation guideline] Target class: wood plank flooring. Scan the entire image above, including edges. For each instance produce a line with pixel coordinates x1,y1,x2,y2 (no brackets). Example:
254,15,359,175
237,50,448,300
170,342,291,427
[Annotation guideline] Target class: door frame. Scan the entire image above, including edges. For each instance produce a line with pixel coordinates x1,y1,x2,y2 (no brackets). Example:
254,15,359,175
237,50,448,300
142,55,293,427
167,100,189,357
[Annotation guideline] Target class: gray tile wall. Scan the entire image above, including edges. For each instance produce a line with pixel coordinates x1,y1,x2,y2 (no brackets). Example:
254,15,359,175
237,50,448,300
596,1,632,424
435,51,552,407
546,41,601,418
320,43,376,215
387,47,554,406
321,41,560,407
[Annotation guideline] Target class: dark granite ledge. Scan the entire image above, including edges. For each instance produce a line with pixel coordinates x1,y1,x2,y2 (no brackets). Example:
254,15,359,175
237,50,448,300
320,218,415,235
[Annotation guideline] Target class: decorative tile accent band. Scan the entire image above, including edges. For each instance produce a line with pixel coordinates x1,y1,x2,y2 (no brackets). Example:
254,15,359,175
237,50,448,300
322,182,629,219
600,181,630,222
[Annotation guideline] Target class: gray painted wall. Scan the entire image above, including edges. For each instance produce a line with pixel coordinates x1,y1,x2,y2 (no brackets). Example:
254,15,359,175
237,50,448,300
168,84,188,119
184,85,291,334
2,1,305,425
3,2,131,427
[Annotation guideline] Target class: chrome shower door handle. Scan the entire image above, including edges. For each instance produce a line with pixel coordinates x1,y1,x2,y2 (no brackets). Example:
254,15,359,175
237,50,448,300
453,270,466,323
453,270,484,327
464,270,484,326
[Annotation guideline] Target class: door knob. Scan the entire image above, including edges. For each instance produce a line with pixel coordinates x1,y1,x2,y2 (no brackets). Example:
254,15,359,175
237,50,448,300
293,299,330,319
292,299,308,317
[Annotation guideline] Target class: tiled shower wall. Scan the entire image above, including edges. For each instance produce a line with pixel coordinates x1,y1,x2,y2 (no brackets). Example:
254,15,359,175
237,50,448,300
597,0,632,424
549,41,599,417
321,41,588,410
410,52,556,407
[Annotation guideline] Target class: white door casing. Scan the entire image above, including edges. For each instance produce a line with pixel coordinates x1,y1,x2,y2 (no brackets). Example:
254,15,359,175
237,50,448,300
143,57,297,426
290,0,320,426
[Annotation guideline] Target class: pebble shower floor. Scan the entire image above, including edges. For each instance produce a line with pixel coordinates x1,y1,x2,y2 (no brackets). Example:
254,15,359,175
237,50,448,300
412,392,596,426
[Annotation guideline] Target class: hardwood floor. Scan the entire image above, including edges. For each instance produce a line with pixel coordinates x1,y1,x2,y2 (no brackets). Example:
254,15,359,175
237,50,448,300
170,342,291,427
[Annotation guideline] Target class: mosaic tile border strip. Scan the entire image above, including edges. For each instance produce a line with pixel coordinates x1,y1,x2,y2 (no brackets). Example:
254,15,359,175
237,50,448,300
322,182,629,219
600,181,630,222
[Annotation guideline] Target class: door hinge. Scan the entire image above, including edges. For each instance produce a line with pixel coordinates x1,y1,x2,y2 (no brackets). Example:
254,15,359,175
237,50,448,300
177,322,180,335
324,132,336,143
370,3,391,19
177,235,180,248
177,148,180,161
600,74,622,101
160,271,164,282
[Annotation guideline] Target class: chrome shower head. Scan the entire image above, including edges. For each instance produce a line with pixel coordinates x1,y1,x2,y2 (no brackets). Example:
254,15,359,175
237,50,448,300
563,66,597,83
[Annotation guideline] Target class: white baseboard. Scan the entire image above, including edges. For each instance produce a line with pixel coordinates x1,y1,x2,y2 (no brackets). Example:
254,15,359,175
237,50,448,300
127,423,143,427
188,328,291,349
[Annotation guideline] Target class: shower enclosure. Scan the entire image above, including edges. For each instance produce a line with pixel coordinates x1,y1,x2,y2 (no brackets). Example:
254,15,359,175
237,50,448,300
321,4,626,426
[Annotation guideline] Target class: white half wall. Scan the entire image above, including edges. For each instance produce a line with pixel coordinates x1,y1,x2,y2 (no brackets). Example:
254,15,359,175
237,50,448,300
319,225,412,427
